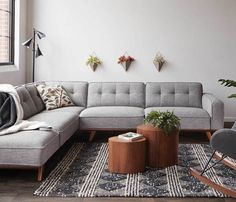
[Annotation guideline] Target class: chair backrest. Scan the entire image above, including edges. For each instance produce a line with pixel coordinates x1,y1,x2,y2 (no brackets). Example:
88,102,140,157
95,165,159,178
87,82,145,107
145,82,203,108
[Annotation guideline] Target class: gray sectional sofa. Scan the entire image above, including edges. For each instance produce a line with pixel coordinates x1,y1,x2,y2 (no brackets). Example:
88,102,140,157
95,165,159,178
0,81,224,180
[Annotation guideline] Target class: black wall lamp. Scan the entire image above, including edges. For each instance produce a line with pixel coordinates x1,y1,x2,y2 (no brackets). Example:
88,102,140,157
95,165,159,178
22,28,46,82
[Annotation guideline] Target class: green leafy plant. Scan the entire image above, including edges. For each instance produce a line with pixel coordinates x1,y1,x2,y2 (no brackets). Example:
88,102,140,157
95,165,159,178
144,110,180,135
218,79,236,99
86,55,102,66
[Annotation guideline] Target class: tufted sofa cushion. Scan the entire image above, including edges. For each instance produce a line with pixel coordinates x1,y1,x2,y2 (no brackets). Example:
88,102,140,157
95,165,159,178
45,81,88,107
146,82,203,108
87,82,145,107
16,84,45,119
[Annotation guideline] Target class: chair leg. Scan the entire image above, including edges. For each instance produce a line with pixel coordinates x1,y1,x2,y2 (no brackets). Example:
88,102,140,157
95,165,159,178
190,167,236,198
200,150,216,175
206,131,212,140
37,165,44,181
190,150,236,198
89,131,96,142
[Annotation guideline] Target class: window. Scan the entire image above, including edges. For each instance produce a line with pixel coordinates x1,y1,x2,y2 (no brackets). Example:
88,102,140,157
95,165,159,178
0,0,14,65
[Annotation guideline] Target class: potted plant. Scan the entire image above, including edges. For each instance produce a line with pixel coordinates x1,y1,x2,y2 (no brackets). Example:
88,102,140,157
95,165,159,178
219,79,236,98
153,52,166,72
137,110,180,168
118,55,135,71
144,110,180,135
86,55,102,72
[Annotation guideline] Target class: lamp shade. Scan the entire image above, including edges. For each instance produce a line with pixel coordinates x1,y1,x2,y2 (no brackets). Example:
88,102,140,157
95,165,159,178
36,45,43,58
22,38,33,48
36,30,46,39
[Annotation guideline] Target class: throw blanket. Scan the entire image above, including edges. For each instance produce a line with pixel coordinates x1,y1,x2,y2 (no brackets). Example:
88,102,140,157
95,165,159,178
0,92,17,130
0,84,52,136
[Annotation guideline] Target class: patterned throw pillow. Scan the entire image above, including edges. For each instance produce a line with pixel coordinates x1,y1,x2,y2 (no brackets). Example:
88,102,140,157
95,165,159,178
36,84,74,110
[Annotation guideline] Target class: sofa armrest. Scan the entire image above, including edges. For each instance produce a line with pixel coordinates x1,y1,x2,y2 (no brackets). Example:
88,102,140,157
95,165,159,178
202,93,224,130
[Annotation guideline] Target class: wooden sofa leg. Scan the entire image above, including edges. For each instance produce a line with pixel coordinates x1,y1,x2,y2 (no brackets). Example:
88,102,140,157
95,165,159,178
206,131,212,140
37,165,44,181
89,131,96,142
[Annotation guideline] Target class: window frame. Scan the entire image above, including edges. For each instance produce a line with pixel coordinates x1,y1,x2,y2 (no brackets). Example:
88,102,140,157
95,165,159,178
0,0,15,66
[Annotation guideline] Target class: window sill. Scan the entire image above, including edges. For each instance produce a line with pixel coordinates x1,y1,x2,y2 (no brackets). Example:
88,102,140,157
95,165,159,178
0,65,18,73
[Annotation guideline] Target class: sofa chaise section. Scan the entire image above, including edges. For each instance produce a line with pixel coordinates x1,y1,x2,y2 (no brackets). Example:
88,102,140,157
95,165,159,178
79,82,145,130
0,130,59,181
0,81,88,181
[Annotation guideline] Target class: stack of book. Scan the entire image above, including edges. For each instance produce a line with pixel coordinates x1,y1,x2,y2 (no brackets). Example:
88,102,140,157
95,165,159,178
118,132,143,141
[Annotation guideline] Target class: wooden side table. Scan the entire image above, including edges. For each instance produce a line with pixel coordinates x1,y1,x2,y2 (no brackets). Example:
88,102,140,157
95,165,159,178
137,124,179,168
108,136,146,174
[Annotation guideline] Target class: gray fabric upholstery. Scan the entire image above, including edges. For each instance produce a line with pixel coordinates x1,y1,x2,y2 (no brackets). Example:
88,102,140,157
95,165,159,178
0,130,59,166
42,106,85,116
45,81,88,107
16,85,45,119
87,82,145,107
146,82,203,108
25,84,45,112
28,108,80,146
0,81,225,170
211,128,236,159
80,106,144,129
145,107,210,130
81,106,144,117
202,93,224,130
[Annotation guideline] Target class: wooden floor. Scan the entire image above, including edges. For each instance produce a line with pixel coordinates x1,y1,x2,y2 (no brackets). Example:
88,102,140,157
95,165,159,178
0,131,235,202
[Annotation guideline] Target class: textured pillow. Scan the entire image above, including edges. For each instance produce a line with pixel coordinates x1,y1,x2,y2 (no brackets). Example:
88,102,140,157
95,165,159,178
36,84,74,110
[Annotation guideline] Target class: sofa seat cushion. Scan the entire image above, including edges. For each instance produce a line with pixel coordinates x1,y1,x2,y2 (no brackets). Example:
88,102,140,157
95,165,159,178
145,107,210,130
79,106,144,129
0,130,59,166
41,106,85,116
28,107,83,145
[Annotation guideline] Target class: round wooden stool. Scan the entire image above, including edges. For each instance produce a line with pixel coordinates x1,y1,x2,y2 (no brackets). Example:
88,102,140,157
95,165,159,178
108,136,146,174
137,124,179,168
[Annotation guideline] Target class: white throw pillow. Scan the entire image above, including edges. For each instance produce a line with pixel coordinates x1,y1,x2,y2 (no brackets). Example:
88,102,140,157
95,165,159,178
36,84,74,110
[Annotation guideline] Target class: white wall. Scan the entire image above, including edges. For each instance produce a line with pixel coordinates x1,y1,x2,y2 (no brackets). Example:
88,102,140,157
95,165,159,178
0,0,27,86
28,0,236,121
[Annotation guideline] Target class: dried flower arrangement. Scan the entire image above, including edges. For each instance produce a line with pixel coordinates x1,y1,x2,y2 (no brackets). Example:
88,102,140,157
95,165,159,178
153,52,166,72
118,55,135,71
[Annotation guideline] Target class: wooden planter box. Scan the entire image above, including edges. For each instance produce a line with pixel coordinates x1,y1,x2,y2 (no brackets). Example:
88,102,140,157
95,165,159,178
137,124,179,168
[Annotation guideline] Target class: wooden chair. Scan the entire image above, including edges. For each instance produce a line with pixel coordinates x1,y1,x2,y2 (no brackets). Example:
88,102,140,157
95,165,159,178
190,123,236,198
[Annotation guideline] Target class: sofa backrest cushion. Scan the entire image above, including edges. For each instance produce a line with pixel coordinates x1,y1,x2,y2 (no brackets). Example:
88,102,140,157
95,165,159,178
146,82,203,108
87,82,145,107
45,81,88,107
16,84,45,119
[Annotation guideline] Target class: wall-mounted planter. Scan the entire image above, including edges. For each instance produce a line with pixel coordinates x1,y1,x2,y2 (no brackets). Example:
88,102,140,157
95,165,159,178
121,60,132,71
86,53,102,72
90,63,98,72
153,52,166,72
153,60,165,72
118,53,135,72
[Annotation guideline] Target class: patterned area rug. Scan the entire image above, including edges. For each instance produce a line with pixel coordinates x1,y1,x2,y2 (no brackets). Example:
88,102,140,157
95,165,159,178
34,143,236,197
